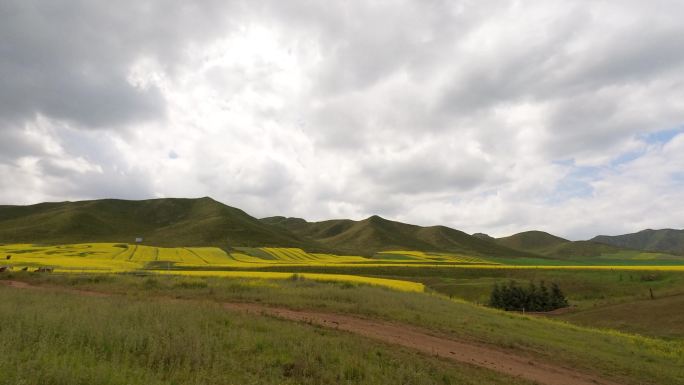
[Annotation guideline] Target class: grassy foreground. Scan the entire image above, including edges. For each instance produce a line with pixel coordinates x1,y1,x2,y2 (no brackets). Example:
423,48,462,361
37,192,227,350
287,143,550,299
4,242,684,339
0,286,530,385
260,265,684,339
3,273,683,385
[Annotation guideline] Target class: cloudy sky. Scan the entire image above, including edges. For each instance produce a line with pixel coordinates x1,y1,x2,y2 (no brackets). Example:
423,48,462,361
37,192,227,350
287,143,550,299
1,1,683,239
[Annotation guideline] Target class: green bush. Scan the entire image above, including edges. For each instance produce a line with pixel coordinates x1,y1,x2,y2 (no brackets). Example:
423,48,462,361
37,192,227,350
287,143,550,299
489,281,568,312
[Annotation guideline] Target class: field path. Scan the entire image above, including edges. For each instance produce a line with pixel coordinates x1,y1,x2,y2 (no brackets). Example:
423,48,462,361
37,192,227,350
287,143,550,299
1,280,623,385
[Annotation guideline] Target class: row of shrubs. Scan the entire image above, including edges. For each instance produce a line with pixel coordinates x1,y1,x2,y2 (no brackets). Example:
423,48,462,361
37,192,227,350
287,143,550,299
489,280,568,312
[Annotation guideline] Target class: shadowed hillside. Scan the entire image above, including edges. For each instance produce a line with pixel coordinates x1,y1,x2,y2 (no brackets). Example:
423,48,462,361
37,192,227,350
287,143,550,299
539,241,628,258
0,198,321,250
495,230,638,258
5,197,656,259
496,231,568,253
472,233,495,241
263,217,357,240
262,215,535,257
592,229,684,256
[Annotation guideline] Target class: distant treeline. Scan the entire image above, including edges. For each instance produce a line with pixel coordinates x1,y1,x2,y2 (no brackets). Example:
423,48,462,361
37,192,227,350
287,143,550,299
489,281,568,312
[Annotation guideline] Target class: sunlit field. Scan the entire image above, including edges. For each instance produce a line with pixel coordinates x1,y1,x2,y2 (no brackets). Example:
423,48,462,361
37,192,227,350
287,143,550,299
4,242,684,304
374,250,496,264
3,242,684,384
153,270,424,292
0,243,427,291
2,272,683,385
4,243,683,271
3,243,684,281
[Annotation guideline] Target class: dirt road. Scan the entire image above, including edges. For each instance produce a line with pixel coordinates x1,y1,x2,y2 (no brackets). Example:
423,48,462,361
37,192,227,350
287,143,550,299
1,280,623,385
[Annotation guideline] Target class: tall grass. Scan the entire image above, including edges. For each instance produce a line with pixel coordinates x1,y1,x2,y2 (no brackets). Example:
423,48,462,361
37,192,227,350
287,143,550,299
4,273,683,385
0,287,528,385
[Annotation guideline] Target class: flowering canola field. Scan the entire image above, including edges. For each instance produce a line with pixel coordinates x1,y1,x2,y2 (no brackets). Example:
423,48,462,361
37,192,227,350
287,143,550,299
153,270,424,292
0,243,431,292
3,243,684,293
375,250,496,264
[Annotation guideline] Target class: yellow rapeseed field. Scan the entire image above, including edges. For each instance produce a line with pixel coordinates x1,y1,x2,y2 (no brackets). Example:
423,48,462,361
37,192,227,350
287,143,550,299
451,264,684,271
258,247,370,263
2,243,683,290
0,243,138,271
151,270,425,292
0,243,425,291
377,250,497,264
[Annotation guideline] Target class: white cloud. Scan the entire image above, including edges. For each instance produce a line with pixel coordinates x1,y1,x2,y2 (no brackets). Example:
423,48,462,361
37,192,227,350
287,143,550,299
1,0,683,239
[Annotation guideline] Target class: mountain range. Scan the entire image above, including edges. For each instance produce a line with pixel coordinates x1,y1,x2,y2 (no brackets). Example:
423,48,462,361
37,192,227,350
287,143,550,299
261,215,534,257
495,231,632,258
591,229,684,256
0,197,316,250
0,197,681,258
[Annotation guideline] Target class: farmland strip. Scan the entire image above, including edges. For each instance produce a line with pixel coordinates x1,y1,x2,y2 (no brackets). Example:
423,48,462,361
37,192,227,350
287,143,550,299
184,248,210,264
109,245,130,260
127,245,139,261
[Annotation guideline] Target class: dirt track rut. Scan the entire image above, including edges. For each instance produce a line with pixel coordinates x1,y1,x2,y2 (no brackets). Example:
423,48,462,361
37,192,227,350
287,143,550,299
1,280,623,385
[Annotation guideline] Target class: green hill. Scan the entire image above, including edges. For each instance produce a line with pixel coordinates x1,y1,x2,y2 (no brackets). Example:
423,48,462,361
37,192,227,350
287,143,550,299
495,230,628,258
262,215,535,257
471,233,495,241
262,216,356,240
5,197,643,259
540,240,627,258
591,229,684,256
0,197,321,250
496,231,568,252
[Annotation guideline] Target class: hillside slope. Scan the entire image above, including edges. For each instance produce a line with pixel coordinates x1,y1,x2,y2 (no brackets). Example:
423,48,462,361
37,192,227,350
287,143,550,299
591,229,684,255
0,198,321,250
496,231,568,253
541,240,627,258
262,215,535,257
495,231,628,258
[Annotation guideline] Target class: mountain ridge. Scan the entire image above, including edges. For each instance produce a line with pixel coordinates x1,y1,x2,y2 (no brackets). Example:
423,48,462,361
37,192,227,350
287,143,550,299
591,229,684,256
0,197,322,251
261,215,536,257
496,231,569,253
492,230,657,258
2,197,681,258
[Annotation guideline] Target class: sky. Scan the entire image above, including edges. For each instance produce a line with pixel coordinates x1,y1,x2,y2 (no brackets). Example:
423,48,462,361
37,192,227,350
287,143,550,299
1,1,683,240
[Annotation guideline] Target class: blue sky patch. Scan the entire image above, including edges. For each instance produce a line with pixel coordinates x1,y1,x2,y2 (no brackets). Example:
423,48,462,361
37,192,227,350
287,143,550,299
547,162,600,203
640,126,684,145
549,126,684,203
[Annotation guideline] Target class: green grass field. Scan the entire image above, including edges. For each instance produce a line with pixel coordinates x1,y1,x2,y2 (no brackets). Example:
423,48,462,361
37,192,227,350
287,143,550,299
0,286,533,385
2,242,684,383
560,293,684,338
2,273,683,385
